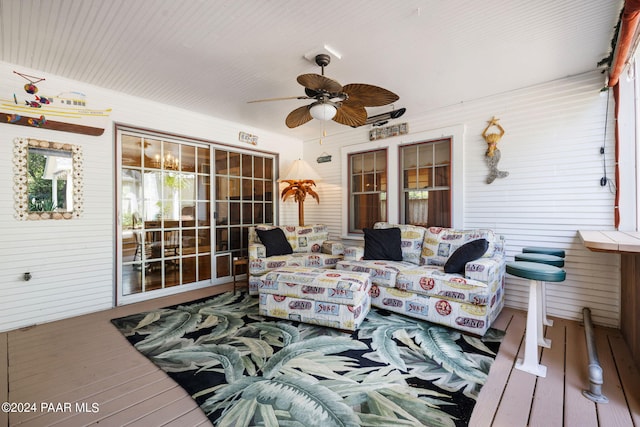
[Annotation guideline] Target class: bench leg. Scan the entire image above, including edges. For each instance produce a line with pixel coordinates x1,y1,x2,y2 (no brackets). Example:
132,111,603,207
540,281,554,326
536,281,552,348
516,279,547,377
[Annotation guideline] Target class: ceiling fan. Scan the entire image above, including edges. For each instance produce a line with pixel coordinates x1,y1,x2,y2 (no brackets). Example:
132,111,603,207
248,54,400,128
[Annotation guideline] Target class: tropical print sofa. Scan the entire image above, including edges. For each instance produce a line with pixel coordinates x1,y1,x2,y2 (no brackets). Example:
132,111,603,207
248,224,344,280
336,222,506,335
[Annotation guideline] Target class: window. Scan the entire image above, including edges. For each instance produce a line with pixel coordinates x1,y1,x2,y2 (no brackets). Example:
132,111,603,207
401,139,451,227
348,149,387,233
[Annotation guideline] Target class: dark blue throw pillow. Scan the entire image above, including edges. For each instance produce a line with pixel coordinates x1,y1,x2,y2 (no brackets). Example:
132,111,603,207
363,227,403,261
256,228,293,257
444,238,489,274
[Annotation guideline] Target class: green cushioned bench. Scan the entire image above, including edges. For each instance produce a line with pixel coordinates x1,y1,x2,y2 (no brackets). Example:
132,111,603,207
514,253,565,268
507,261,566,281
522,246,566,258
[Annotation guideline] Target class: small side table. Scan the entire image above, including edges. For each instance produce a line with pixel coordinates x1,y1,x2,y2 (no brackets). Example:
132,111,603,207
232,257,249,294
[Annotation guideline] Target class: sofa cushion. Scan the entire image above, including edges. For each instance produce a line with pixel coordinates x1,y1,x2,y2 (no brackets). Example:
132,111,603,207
444,238,489,274
256,228,293,257
394,266,492,305
249,224,277,244
363,227,403,261
257,267,371,305
421,227,496,266
369,280,504,335
248,252,342,277
336,259,415,288
249,224,329,253
373,222,425,265
287,225,328,252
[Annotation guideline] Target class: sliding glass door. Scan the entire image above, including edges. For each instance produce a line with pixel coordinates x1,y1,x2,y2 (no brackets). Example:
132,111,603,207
117,127,276,304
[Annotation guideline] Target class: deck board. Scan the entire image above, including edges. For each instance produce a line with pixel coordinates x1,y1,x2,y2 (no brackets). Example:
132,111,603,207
2,284,639,427
121,395,204,426
608,332,640,426
528,320,566,427
160,407,213,427
594,326,635,426
0,333,7,427
469,308,521,426
563,318,598,427
95,385,187,426
492,316,538,427
48,377,182,426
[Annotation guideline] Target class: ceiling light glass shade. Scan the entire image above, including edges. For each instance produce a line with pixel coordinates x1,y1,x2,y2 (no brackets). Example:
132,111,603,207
309,102,337,121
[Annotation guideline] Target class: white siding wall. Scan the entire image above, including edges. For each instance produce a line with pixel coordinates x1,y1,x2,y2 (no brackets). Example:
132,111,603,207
0,61,621,331
303,71,621,327
0,60,301,332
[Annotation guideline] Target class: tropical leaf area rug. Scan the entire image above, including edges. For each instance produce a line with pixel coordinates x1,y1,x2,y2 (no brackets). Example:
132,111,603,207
111,291,504,427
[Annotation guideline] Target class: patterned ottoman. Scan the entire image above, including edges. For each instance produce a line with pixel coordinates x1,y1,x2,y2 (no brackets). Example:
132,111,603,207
256,267,371,331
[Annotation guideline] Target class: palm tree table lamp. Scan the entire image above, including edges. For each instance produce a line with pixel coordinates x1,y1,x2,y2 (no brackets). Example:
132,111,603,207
280,159,321,226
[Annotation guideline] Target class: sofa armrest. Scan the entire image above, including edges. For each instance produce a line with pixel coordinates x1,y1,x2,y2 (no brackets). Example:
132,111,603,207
343,245,364,261
249,243,266,260
465,255,505,285
322,240,344,255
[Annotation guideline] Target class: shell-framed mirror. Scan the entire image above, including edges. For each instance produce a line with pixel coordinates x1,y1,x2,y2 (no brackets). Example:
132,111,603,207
13,137,84,220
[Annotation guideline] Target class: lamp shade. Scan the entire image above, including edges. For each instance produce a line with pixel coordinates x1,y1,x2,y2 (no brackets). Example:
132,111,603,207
280,159,321,182
309,102,337,121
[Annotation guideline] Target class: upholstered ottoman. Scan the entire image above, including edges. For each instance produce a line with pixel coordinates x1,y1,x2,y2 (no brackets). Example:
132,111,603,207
256,267,371,331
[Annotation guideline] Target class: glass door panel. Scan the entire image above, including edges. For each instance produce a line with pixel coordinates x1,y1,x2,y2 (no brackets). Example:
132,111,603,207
122,135,143,168
181,144,196,173
119,132,213,301
213,148,276,275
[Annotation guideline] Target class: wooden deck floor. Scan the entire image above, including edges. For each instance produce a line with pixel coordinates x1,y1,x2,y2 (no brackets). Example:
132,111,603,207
1,283,639,427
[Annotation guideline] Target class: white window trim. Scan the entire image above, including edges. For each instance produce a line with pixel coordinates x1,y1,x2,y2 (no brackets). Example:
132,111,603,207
617,54,639,231
340,124,465,239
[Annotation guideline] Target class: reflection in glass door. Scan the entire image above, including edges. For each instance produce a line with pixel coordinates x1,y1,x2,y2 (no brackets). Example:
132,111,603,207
119,132,211,300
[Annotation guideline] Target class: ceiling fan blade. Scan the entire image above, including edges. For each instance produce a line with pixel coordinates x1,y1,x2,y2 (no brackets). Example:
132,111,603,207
247,95,310,103
342,83,399,107
285,105,313,128
297,74,343,93
333,104,367,127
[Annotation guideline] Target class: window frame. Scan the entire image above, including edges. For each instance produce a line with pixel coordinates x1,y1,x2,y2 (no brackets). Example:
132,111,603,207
400,138,452,227
616,53,639,231
347,148,388,234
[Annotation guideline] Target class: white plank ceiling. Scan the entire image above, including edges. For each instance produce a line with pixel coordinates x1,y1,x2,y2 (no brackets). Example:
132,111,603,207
0,0,624,141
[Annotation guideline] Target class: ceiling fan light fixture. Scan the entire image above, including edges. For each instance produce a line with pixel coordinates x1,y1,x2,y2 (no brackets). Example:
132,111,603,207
309,102,337,121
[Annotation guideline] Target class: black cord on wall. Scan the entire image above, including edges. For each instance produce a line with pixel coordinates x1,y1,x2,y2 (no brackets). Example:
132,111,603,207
600,88,616,194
